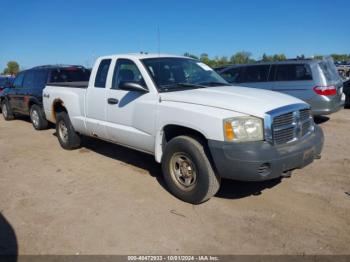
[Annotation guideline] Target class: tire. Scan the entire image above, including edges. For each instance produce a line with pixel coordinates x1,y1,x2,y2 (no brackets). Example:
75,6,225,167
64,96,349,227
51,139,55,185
161,135,221,204
30,104,48,130
1,100,14,121
56,111,81,150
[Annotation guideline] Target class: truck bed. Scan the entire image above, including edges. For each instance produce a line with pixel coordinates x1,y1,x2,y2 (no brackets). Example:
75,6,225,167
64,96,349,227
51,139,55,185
47,81,88,88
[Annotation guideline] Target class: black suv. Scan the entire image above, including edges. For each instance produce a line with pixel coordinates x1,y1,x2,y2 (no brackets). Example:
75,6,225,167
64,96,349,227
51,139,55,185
1,65,90,130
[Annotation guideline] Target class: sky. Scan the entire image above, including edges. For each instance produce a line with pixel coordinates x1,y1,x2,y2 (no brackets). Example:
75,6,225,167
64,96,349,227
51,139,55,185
0,0,349,71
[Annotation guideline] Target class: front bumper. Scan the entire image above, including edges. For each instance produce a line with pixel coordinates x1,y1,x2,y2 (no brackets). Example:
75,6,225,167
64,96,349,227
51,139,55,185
208,126,324,181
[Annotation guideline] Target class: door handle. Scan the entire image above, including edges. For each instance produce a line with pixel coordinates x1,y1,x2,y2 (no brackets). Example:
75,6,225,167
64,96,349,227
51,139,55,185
107,98,119,105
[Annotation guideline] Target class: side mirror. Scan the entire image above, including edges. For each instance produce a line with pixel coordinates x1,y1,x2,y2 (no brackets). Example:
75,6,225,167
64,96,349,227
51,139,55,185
119,82,148,93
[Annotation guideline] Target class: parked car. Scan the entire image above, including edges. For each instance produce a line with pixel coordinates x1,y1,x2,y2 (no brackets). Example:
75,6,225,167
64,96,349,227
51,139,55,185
218,58,345,116
335,62,350,79
0,76,14,113
42,54,324,204
1,65,90,130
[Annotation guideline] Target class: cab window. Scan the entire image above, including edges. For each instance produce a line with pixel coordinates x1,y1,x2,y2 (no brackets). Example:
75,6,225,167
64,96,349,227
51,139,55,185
95,59,111,88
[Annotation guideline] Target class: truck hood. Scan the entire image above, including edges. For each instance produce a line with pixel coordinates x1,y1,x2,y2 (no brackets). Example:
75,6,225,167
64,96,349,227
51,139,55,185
160,86,306,118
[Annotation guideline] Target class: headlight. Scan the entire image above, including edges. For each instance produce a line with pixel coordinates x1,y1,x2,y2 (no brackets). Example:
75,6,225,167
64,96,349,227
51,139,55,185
223,116,264,142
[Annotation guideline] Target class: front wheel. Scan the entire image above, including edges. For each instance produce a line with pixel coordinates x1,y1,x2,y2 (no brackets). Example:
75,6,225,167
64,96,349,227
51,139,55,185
56,111,81,150
161,136,221,204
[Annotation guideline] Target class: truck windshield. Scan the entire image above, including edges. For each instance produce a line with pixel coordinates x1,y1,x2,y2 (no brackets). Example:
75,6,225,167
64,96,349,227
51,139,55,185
141,57,229,92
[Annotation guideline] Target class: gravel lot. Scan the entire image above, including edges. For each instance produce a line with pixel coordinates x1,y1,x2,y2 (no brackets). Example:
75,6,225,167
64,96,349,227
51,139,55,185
0,109,349,255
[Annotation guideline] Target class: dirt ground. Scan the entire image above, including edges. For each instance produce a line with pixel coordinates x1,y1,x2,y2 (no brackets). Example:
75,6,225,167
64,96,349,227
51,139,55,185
0,109,349,255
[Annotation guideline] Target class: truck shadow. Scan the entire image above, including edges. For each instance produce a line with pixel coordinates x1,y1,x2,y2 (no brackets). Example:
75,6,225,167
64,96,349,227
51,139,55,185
216,178,281,199
80,136,282,200
80,136,168,188
0,213,18,261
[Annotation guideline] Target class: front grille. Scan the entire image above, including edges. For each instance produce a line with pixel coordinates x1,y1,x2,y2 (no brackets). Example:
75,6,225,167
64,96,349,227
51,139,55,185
300,109,311,122
272,108,313,145
273,127,295,144
273,112,294,127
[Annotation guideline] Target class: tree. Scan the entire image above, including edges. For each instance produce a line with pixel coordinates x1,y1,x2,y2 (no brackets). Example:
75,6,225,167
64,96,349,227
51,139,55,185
230,51,252,64
262,53,273,62
183,52,199,60
199,53,215,67
314,55,324,60
261,53,286,62
3,61,20,75
217,56,229,66
330,54,350,62
272,54,287,61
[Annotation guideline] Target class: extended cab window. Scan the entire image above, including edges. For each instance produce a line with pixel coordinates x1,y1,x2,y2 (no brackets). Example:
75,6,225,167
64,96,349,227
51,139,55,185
13,72,25,88
95,59,111,88
112,59,145,89
243,65,270,82
274,64,312,81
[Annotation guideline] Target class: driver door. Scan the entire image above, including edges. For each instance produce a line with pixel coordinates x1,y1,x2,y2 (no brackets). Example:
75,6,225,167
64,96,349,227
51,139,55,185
106,59,156,153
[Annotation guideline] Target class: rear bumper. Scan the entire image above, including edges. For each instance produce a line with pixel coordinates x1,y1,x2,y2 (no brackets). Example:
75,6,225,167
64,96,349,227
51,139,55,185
310,93,345,116
208,126,324,181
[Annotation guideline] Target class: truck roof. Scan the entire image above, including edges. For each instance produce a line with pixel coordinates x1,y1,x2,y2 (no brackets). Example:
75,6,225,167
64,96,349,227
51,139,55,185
98,53,190,60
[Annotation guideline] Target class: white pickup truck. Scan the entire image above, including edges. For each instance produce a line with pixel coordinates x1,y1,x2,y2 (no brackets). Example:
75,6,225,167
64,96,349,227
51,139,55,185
43,53,324,204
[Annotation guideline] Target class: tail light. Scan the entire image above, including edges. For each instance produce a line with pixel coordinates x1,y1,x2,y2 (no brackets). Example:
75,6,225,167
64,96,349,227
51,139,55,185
313,86,337,96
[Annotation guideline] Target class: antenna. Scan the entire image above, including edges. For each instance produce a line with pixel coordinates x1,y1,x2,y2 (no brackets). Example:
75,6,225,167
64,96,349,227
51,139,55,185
91,50,96,67
157,25,160,56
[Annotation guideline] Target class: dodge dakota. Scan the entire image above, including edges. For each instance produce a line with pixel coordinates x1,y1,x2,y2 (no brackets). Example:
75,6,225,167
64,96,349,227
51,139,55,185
43,53,324,204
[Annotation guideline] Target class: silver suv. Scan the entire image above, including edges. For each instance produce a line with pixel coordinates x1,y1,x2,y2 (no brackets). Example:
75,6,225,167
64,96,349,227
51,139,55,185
218,58,345,116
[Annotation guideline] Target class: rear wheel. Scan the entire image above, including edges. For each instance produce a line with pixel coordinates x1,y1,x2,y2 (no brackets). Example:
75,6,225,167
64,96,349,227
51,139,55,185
161,136,221,204
56,111,81,150
1,100,14,121
30,104,48,130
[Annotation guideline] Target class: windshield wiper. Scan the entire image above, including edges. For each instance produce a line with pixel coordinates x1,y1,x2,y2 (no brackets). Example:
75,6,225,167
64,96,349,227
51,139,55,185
177,83,207,88
160,82,207,91
197,81,231,86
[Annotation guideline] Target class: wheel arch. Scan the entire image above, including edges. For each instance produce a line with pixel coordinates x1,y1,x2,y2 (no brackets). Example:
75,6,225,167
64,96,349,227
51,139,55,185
51,98,68,122
155,124,209,163
28,98,41,112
